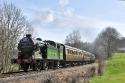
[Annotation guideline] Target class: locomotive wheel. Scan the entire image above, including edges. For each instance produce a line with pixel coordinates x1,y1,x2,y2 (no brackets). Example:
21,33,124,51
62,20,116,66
32,62,42,71
21,64,29,72
36,61,42,71
62,62,67,68
32,64,36,71
54,61,60,69
71,62,74,67
42,62,48,70
49,62,54,69
57,61,60,69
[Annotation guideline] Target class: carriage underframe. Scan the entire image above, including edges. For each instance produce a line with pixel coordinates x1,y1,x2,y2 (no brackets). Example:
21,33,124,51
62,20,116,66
11,58,95,72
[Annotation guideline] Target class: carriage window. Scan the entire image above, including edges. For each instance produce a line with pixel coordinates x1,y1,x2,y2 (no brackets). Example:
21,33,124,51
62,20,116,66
70,50,73,54
70,50,72,54
74,51,76,55
73,51,75,55
78,52,80,55
75,51,77,55
77,52,79,55
67,49,70,54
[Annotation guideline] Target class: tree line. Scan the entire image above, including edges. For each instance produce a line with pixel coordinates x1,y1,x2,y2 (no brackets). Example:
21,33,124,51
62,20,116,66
0,3,33,73
65,27,123,60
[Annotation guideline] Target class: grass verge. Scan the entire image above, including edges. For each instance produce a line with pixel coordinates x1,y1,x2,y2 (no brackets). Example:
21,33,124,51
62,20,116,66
91,53,125,83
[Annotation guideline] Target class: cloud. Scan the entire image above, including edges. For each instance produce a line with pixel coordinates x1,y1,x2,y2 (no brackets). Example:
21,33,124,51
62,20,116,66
30,0,125,42
32,8,55,24
31,0,125,30
59,0,69,7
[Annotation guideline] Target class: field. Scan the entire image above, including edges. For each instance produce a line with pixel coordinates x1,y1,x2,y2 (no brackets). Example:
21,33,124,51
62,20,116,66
91,53,125,83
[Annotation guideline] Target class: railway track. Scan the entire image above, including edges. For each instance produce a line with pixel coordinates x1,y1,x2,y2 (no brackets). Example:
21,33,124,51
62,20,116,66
0,70,34,78
0,63,98,83
0,63,92,78
0,67,62,78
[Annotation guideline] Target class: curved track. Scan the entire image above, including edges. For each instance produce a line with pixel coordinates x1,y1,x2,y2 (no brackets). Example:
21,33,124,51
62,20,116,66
0,62,94,78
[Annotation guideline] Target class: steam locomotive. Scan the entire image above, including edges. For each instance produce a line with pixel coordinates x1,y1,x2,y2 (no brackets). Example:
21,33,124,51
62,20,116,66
11,40,95,71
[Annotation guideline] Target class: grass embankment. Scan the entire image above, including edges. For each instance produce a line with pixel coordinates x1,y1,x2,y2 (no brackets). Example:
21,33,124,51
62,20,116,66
91,53,125,83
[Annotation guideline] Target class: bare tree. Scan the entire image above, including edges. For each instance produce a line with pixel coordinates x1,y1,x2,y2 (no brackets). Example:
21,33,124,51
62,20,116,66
0,3,33,73
93,27,121,59
65,30,82,48
80,42,93,52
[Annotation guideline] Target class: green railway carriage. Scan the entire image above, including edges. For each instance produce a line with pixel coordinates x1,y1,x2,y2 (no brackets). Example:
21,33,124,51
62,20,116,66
33,40,64,60
46,45,64,60
43,40,64,60
47,46,59,59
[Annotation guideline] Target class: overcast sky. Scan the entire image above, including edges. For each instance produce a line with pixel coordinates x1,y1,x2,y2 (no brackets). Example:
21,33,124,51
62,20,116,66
1,0,125,43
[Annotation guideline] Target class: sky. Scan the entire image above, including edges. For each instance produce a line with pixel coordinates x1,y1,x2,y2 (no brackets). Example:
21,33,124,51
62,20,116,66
1,0,125,43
